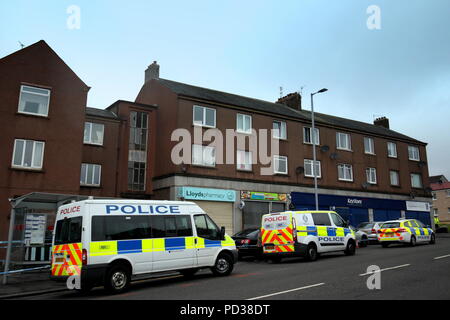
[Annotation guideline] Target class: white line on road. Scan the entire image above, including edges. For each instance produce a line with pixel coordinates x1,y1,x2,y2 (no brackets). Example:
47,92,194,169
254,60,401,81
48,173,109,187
359,264,410,276
434,254,450,260
246,282,325,300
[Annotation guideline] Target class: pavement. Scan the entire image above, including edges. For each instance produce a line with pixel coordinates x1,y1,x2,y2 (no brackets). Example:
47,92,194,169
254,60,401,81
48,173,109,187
4,234,450,300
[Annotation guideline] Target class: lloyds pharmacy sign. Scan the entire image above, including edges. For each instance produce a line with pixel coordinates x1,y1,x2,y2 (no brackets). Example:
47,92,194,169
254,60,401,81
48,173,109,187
178,187,236,202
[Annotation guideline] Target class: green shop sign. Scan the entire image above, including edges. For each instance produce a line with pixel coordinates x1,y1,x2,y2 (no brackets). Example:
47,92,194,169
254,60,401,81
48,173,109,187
178,187,236,202
240,191,287,202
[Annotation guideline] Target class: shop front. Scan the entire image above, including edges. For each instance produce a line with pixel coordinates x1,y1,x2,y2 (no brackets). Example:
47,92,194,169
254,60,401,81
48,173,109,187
291,192,433,228
177,186,236,234
240,191,288,230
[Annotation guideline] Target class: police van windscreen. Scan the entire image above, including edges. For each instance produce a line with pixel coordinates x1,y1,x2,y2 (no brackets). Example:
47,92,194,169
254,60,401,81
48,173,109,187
54,217,82,245
262,213,291,230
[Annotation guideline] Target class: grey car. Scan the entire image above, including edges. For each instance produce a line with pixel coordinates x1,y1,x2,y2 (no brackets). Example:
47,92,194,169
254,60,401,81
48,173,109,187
349,225,369,247
357,222,385,243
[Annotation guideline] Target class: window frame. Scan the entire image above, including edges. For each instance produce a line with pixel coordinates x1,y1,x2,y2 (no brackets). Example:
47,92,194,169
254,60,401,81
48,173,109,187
389,170,400,186
236,150,252,172
11,139,45,170
364,137,375,155
387,142,397,158
80,163,102,187
336,132,352,151
192,144,216,167
272,120,287,140
273,155,288,175
408,145,420,161
84,122,105,146
303,126,320,145
366,167,377,184
410,173,422,189
337,163,353,182
17,85,51,117
193,105,216,128
304,159,322,178
236,113,252,134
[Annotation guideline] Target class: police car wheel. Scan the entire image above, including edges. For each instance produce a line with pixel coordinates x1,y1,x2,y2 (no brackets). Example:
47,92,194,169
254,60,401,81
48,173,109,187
105,265,130,293
211,254,233,276
305,243,318,261
409,236,416,247
344,240,356,256
430,234,436,245
381,243,389,248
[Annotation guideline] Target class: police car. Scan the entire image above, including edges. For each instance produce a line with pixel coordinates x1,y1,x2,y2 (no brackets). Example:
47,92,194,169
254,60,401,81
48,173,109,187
51,200,237,293
377,219,436,247
261,211,356,262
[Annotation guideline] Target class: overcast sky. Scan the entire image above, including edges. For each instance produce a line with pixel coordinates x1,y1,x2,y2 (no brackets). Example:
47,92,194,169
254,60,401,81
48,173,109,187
1,0,449,179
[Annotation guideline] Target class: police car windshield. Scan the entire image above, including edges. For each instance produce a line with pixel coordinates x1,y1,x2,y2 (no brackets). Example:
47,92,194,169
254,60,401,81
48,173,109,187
357,222,374,229
381,222,400,228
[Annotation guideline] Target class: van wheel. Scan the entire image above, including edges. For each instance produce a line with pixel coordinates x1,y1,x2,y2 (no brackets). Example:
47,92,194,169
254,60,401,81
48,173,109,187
305,243,318,261
105,265,130,294
409,235,416,247
180,268,199,278
344,240,356,256
211,253,233,276
430,233,436,244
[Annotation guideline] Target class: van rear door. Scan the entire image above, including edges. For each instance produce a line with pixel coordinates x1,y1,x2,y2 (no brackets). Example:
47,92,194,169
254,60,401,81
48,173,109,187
261,213,294,254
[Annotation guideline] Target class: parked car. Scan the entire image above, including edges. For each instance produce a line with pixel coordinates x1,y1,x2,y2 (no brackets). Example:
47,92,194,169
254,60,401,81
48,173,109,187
349,226,369,247
357,221,384,243
378,219,435,247
232,228,262,260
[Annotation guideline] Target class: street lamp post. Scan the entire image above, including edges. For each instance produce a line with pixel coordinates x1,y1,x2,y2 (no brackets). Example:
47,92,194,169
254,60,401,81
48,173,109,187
310,88,328,211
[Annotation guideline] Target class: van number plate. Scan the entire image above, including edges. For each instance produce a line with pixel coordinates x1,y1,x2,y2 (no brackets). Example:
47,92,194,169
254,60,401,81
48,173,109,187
54,253,64,264
265,245,275,250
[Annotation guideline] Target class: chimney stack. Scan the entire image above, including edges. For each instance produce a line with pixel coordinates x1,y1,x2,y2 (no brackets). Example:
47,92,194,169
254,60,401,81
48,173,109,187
277,92,302,110
145,61,159,83
374,116,389,129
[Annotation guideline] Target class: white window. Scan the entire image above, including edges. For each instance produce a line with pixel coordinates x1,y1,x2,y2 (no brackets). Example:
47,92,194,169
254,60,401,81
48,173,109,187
387,142,397,158
364,137,375,154
80,163,101,186
84,122,105,145
193,105,216,128
336,132,351,151
274,155,288,174
338,164,353,181
366,167,377,184
12,139,45,169
236,114,252,134
390,170,400,186
273,120,287,139
303,127,320,145
237,150,252,171
17,85,50,117
408,146,420,161
432,208,438,215
192,144,216,167
410,173,422,188
304,159,321,178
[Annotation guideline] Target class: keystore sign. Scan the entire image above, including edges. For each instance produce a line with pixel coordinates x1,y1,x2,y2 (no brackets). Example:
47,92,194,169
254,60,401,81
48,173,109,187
241,191,287,202
178,187,236,202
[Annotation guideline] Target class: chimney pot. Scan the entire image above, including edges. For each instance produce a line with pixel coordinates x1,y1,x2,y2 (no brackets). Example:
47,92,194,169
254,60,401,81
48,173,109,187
145,61,160,83
374,116,390,129
277,92,302,110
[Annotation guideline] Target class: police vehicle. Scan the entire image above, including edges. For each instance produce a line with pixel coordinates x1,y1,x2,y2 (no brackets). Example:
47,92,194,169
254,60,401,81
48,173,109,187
377,219,435,247
260,211,356,262
50,200,237,293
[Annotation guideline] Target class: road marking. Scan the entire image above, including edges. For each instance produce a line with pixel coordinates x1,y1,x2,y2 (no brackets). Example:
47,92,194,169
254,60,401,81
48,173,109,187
359,264,410,276
246,282,325,300
434,254,450,260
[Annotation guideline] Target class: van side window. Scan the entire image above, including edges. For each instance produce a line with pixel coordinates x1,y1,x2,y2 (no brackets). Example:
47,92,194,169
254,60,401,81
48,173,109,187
91,216,151,241
150,215,193,238
330,213,345,227
165,217,177,237
176,216,193,236
194,214,220,240
311,212,331,226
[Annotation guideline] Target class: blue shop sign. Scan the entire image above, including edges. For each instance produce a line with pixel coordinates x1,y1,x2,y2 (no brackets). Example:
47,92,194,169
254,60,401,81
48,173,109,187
178,187,236,202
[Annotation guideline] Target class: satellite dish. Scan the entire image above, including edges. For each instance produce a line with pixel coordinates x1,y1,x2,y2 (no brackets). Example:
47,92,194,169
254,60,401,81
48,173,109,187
330,153,338,160
320,145,330,153
296,166,304,174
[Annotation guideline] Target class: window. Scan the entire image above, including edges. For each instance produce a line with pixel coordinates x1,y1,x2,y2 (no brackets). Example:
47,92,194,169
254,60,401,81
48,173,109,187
448,208,450,214
128,111,148,191
303,127,320,145
304,159,321,178
236,114,252,134
80,163,101,186
91,216,151,241
387,142,397,158
274,155,288,174
408,146,420,161
410,173,422,188
432,192,437,200
415,220,425,228
432,208,438,215
12,139,45,169
84,122,104,145
273,120,287,139
338,164,353,181
330,213,346,227
193,105,216,128
366,167,377,184
390,170,400,186
237,150,252,171
336,132,351,151
194,214,221,240
447,190,450,197
192,144,216,167
17,85,50,117
364,137,375,155
55,217,82,245
312,212,331,226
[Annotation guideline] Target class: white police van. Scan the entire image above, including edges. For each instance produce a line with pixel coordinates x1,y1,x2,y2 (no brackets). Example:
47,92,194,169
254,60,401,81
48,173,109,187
50,199,237,293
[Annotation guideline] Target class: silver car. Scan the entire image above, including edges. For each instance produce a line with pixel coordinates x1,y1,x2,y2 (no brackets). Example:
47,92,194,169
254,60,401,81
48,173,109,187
357,222,384,243
349,226,369,247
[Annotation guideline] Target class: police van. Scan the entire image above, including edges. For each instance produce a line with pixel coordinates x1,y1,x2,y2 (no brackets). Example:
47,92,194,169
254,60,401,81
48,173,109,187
50,199,237,293
261,211,356,262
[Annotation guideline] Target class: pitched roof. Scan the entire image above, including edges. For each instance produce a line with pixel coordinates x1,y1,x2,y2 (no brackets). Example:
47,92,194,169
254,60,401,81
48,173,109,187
429,175,448,184
156,78,425,144
85,107,118,120
431,182,450,191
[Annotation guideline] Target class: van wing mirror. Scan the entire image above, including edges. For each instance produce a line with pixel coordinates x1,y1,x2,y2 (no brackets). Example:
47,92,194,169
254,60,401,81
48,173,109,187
220,226,226,240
